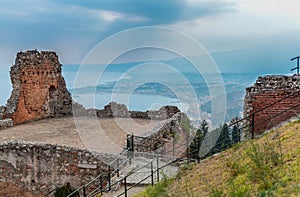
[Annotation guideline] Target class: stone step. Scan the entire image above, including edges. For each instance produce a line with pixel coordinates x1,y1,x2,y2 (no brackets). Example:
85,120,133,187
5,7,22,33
114,156,179,185
92,156,179,196
102,185,145,197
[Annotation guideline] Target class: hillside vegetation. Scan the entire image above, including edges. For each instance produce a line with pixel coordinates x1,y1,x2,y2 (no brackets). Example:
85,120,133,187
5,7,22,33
136,120,300,197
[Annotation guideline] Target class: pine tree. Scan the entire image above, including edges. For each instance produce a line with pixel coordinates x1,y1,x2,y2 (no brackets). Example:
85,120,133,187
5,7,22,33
190,119,208,159
199,119,208,137
231,117,240,144
216,123,232,151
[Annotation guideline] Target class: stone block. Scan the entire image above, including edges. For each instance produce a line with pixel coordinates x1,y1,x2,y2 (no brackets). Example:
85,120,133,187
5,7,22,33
78,163,97,169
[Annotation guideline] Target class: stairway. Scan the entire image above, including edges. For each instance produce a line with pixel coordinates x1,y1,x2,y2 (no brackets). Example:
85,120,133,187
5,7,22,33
101,155,179,197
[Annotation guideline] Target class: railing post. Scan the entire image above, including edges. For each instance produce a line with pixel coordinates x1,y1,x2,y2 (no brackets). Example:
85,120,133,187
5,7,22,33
156,157,160,182
131,134,134,154
186,127,190,164
251,113,255,139
186,144,190,164
197,136,201,163
151,161,154,185
124,176,127,197
100,175,103,194
127,134,130,149
108,166,111,191
83,186,86,197
117,158,120,177
172,140,175,156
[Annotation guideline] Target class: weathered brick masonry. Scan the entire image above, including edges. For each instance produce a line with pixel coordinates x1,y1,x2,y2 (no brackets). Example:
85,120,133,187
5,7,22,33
4,50,72,125
244,75,300,136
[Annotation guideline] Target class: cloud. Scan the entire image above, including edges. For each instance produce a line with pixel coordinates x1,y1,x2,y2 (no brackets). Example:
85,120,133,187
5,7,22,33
0,0,236,65
1,0,299,75
50,0,235,24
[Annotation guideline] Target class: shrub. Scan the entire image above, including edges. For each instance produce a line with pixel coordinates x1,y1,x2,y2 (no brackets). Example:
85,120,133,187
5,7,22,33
54,182,79,197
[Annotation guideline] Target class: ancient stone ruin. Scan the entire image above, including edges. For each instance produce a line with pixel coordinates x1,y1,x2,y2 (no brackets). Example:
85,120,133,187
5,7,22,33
96,101,180,120
244,75,300,136
133,112,189,154
3,50,72,125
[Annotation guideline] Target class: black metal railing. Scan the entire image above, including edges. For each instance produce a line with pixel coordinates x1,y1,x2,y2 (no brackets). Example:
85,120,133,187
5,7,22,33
65,148,132,197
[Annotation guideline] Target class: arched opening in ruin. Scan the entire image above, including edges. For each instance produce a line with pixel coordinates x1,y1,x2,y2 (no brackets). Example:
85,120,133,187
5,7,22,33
48,86,57,116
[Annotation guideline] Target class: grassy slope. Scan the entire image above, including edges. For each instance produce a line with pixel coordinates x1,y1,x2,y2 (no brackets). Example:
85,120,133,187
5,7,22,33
136,120,300,197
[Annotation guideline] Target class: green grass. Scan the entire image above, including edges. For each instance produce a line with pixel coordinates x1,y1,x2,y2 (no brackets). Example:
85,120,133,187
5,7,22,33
133,178,173,197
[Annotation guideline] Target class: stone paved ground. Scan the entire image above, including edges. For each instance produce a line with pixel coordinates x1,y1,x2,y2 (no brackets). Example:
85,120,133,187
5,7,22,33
0,117,163,154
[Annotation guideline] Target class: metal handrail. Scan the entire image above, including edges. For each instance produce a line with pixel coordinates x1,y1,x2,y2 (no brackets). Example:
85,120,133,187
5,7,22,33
110,156,131,178
109,148,129,167
230,89,300,127
44,186,59,197
67,148,132,197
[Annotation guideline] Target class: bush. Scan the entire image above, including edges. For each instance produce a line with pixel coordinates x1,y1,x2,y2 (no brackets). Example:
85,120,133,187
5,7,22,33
54,182,79,197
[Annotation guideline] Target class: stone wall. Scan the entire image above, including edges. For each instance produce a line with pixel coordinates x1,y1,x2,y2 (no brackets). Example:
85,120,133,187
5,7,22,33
96,102,180,120
244,75,300,137
133,112,189,155
4,50,72,125
97,102,130,118
0,140,113,195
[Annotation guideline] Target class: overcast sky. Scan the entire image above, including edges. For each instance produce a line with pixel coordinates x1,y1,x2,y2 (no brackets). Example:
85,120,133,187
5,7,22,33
1,0,300,74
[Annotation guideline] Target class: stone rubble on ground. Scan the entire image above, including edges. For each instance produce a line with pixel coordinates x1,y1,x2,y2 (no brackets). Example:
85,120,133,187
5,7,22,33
0,118,13,129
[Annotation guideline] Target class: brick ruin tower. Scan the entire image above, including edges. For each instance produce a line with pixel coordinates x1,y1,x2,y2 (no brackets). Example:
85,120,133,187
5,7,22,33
244,75,300,137
4,50,72,125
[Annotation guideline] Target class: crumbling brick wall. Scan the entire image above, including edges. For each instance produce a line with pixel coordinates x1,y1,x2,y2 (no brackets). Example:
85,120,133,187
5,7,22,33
4,50,72,125
244,75,300,137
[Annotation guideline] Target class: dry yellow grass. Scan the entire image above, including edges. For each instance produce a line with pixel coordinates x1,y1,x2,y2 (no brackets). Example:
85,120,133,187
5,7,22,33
150,120,300,197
